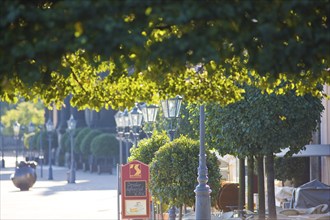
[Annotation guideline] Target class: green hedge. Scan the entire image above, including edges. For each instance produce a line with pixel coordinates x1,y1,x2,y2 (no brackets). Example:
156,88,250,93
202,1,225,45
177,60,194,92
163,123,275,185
91,133,119,158
74,127,91,154
80,129,103,158
150,135,221,208
129,130,169,164
60,132,70,153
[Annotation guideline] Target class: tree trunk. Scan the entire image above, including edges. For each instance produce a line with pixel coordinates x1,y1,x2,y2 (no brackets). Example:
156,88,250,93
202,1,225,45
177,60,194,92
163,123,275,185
239,157,246,213
160,202,163,220
256,155,265,219
179,205,183,220
266,153,277,219
247,156,254,212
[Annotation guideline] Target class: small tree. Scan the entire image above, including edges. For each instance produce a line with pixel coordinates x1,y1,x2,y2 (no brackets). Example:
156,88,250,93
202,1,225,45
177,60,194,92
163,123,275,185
91,133,119,162
80,129,103,165
150,135,221,220
207,86,324,218
74,127,91,154
80,129,102,172
128,130,169,164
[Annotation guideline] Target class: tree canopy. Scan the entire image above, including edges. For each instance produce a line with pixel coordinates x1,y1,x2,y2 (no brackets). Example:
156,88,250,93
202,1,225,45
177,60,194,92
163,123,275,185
206,86,324,156
1,101,44,136
1,0,329,110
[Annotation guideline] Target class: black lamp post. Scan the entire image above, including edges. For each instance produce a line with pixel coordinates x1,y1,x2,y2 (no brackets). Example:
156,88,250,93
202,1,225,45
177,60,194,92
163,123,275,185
114,111,124,165
38,125,44,178
46,118,54,180
1,122,4,168
28,122,35,160
194,105,211,220
160,95,183,220
67,114,77,183
122,108,131,163
13,121,20,166
140,103,159,138
128,103,143,148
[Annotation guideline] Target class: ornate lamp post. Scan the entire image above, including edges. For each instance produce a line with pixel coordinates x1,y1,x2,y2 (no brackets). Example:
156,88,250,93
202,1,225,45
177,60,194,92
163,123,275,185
13,121,20,166
114,111,124,165
161,95,182,141
28,122,35,160
140,103,159,137
122,108,131,163
160,95,183,220
1,122,5,168
38,125,44,178
128,103,143,148
46,118,54,180
67,114,77,183
194,105,211,220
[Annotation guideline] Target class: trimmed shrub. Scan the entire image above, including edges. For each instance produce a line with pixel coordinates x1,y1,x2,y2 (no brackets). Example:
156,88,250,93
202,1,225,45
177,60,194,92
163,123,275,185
74,127,91,154
91,133,119,158
60,132,70,153
150,135,221,208
129,130,169,164
74,127,92,155
80,129,103,158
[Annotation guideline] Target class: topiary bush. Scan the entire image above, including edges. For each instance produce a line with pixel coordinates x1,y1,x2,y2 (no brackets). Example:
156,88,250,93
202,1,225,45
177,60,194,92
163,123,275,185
74,127,91,154
80,129,103,162
129,130,169,164
60,131,70,153
150,135,221,211
91,133,119,158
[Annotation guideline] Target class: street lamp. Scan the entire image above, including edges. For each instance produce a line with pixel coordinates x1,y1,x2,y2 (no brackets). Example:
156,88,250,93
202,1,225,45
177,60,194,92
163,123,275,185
1,122,5,168
67,114,77,184
114,111,124,165
13,121,20,166
122,108,131,163
194,105,211,220
46,118,54,180
160,95,183,220
38,125,44,178
28,122,35,160
140,103,159,138
161,95,183,141
128,103,143,148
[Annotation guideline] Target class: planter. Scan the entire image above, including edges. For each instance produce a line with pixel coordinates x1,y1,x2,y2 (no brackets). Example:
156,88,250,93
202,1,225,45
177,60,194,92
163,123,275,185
11,161,37,191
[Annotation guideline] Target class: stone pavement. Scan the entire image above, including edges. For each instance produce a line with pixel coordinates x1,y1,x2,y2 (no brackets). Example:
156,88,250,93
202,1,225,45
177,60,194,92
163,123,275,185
0,156,119,220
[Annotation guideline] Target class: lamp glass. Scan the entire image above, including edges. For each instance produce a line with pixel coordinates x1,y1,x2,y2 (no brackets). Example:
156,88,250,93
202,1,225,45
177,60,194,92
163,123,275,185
46,118,54,132
28,122,35,133
123,109,130,127
13,121,20,136
161,95,183,119
141,104,158,123
129,104,143,127
114,111,124,128
67,114,77,130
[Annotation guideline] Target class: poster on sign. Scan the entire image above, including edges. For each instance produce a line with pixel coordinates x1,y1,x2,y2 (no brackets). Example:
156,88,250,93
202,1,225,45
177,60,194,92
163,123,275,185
121,160,150,219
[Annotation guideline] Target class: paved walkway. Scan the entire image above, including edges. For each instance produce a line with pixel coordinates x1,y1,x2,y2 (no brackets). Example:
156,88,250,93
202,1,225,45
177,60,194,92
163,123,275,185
0,157,119,220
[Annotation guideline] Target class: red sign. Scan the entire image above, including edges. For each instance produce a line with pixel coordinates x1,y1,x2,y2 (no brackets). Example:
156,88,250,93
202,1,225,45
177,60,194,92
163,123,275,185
121,160,150,219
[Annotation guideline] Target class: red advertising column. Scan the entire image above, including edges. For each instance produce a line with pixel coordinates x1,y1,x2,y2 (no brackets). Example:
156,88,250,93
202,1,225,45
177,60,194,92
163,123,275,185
121,160,150,219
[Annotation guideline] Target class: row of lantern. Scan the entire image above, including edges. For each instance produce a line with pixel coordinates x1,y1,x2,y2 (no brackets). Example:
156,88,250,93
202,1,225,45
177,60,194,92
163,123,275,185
114,95,183,138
